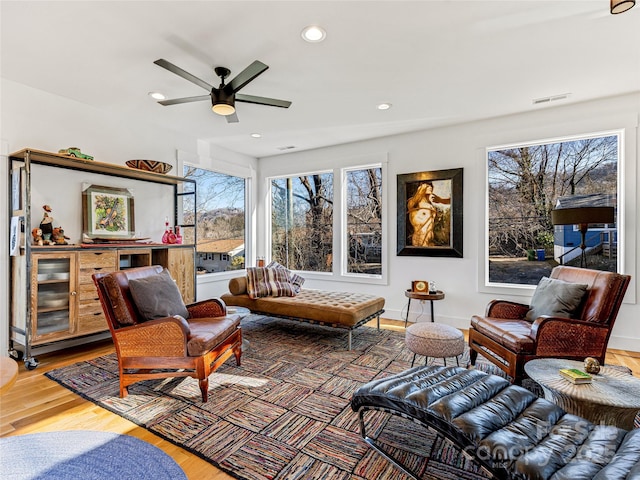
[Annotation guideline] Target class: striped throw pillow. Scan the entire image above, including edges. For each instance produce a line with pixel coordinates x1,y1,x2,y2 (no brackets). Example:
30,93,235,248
247,267,296,299
266,261,305,293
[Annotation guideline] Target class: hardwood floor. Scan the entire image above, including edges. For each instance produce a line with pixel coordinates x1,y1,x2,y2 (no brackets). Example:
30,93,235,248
1,319,638,480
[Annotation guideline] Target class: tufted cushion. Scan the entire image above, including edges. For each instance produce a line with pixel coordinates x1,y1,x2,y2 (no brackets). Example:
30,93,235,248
222,288,385,328
128,268,189,321
525,276,587,321
405,323,465,358
246,267,296,299
266,261,305,293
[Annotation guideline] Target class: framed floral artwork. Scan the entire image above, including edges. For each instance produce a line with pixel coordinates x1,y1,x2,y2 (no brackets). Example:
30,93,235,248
82,184,135,240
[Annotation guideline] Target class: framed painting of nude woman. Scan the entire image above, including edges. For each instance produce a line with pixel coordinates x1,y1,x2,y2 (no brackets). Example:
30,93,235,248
397,168,463,257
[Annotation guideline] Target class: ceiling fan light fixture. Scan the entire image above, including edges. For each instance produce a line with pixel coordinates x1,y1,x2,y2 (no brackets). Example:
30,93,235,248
301,25,326,43
212,102,236,116
148,91,166,100
611,0,635,13
211,89,236,116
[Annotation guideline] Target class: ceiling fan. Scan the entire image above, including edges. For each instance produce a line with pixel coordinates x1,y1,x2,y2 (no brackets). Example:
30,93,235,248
153,58,292,123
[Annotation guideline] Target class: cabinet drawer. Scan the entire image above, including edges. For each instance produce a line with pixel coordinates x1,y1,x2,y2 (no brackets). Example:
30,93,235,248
78,251,117,268
78,283,100,300
78,299,103,317
77,313,108,333
78,267,118,286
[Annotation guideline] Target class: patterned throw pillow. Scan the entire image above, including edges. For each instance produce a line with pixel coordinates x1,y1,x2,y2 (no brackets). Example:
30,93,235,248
266,261,305,293
246,267,297,299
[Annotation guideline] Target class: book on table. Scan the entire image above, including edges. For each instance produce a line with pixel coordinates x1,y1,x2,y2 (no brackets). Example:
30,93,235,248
559,368,592,384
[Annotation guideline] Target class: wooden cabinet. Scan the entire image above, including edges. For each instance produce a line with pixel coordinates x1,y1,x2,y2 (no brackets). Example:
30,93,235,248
8,149,196,369
13,245,194,367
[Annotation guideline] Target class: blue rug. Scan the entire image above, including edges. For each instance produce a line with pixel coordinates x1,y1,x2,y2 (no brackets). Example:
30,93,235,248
0,430,186,480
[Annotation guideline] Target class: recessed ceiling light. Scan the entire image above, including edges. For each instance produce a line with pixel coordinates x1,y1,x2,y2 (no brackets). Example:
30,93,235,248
148,91,166,100
301,25,326,43
377,103,392,110
250,133,262,138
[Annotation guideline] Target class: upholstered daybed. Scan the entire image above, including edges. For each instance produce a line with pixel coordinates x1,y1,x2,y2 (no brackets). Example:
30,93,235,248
220,273,385,350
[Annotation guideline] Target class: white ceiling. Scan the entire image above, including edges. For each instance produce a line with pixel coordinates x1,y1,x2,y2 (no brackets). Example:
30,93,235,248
1,1,639,159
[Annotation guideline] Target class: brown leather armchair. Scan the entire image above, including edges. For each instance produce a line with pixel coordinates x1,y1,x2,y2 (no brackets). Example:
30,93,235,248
93,265,242,401
469,265,630,384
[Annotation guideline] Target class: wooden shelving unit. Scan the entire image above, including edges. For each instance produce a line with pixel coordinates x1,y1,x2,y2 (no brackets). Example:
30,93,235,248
8,148,197,369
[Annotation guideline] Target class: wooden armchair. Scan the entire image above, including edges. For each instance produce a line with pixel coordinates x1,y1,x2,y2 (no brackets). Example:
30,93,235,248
93,265,242,401
469,266,630,384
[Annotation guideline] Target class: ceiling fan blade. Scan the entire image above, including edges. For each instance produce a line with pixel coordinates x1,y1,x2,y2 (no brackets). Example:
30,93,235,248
154,59,213,91
227,60,269,93
236,93,291,108
158,94,210,106
225,112,239,123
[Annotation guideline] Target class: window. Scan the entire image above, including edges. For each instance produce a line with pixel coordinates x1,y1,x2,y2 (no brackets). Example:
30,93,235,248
183,166,246,274
486,132,620,286
270,173,333,272
345,167,382,275
269,161,384,279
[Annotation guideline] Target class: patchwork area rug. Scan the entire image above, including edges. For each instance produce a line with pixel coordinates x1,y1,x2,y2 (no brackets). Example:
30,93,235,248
46,317,497,480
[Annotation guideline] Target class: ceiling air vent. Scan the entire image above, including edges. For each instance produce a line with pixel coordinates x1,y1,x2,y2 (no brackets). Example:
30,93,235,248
277,145,296,151
533,93,570,105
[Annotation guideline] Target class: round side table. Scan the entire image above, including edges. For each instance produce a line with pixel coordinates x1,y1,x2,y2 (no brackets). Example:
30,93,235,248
228,306,251,350
227,306,251,318
404,290,445,327
525,358,640,430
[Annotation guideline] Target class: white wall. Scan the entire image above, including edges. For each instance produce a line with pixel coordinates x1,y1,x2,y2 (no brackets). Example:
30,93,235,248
247,93,638,351
2,78,638,354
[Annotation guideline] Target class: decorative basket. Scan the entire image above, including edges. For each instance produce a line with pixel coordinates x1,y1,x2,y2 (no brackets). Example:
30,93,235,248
125,160,173,174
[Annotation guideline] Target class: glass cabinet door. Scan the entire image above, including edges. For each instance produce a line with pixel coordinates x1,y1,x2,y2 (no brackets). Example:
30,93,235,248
32,253,76,342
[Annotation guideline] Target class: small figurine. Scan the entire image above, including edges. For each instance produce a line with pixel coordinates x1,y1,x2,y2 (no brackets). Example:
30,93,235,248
58,147,94,160
52,227,70,245
32,228,44,246
40,205,54,239
584,357,601,375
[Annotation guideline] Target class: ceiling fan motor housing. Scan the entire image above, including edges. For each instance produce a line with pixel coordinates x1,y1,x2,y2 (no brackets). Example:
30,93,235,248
211,88,235,115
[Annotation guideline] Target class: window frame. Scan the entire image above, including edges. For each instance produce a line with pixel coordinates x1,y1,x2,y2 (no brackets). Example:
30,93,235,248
341,163,385,281
182,161,252,280
483,129,625,292
266,158,387,285
266,167,334,275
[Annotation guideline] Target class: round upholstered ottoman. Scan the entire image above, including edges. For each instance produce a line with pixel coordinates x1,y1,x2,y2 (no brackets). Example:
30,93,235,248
405,322,465,367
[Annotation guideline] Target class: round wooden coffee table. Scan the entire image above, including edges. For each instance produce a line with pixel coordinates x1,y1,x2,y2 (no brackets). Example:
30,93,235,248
525,358,640,429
